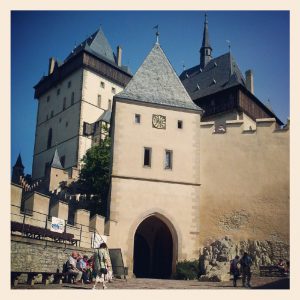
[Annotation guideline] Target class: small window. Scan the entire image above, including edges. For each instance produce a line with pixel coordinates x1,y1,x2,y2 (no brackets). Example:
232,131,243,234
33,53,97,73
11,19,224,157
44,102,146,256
66,121,68,127
57,88,60,95
165,150,173,170
68,81,72,88
46,114,49,121
112,87,116,94
60,155,66,168
47,95,50,102
144,147,151,167
63,97,66,110
47,128,52,149
100,81,105,88
71,92,75,105
135,114,141,124
44,162,50,176
59,117,62,123
178,120,183,129
108,99,112,110
51,110,54,118
97,95,101,108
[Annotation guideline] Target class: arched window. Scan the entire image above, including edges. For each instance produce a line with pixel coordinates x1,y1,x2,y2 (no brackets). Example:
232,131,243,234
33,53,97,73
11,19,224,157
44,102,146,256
47,128,52,149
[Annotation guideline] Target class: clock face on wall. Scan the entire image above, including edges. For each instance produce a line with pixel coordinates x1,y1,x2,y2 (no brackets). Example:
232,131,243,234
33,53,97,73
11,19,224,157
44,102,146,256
152,114,166,129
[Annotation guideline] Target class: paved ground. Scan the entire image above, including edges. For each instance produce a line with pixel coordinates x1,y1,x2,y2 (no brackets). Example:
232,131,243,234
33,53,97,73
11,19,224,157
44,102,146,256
12,276,289,289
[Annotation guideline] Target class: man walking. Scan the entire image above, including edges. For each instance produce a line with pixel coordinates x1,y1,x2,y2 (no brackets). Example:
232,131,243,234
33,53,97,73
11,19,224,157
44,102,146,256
240,252,253,288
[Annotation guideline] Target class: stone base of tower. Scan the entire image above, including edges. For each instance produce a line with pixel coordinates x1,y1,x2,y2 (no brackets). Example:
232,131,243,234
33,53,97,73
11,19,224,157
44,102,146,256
106,177,200,278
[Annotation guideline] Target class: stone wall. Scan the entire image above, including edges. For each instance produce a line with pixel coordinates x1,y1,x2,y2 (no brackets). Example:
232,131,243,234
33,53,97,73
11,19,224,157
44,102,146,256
198,236,289,282
11,235,95,283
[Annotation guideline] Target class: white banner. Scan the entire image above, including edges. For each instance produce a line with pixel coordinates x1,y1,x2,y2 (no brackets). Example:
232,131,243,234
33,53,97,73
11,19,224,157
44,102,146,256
92,232,108,248
50,216,65,233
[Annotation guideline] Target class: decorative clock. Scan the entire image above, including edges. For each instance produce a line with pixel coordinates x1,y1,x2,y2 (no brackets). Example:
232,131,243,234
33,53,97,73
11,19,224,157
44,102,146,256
152,114,166,129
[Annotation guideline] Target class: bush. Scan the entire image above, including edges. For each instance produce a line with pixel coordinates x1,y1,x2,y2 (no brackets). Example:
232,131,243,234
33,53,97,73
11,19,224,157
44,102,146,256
173,260,199,280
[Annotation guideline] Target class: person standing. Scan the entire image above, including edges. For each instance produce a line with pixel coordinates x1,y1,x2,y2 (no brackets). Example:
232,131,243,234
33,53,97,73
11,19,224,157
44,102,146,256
240,252,253,288
92,243,108,289
230,255,240,287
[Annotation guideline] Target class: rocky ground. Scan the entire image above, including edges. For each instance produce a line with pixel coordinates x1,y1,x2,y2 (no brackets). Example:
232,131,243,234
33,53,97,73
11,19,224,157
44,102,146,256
12,276,289,289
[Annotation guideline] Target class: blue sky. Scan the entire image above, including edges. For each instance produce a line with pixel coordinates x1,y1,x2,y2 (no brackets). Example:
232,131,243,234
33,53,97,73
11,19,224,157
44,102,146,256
11,11,290,174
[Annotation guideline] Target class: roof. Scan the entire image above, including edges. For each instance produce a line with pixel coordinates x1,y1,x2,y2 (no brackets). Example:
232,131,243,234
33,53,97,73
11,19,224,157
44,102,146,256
180,52,246,100
14,154,24,169
98,109,112,123
201,14,212,50
50,149,63,169
116,43,202,112
64,28,131,75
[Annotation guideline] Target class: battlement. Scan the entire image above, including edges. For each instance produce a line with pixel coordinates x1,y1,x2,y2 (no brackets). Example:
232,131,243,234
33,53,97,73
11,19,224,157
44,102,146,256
200,118,290,135
10,183,106,249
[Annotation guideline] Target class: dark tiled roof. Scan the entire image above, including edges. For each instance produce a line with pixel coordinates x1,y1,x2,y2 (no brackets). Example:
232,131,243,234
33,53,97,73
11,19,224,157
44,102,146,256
98,109,112,123
180,52,246,100
64,28,131,75
116,44,202,112
14,154,24,169
51,149,63,169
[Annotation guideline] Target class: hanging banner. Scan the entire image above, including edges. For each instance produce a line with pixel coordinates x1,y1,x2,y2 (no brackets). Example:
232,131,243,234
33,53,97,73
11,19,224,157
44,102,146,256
50,216,65,233
92,232,108,248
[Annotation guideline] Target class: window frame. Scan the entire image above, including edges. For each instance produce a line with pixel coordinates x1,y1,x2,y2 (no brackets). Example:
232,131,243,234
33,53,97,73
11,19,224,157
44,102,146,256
143,147,152,168
135,114,141,124
164,149,173,170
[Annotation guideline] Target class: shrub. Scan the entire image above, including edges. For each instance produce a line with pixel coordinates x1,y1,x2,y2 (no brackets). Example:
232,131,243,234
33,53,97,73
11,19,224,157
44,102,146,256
174,259,199,280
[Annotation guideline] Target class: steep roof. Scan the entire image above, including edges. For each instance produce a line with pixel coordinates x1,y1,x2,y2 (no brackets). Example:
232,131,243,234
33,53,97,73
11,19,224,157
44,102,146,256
116,43,202,112
50,149,63,169
98,109,112,123
64,28,131,74
201,14,212,50
180,52,246,100
14,154,24,169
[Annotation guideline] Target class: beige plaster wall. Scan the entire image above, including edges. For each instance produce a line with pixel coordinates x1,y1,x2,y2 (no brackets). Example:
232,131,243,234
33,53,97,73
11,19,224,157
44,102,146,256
112,100,201,184
199,118,289,246
108,99,202,275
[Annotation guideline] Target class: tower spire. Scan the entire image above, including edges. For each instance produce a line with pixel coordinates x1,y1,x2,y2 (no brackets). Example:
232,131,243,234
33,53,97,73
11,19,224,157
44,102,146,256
200,13,213,69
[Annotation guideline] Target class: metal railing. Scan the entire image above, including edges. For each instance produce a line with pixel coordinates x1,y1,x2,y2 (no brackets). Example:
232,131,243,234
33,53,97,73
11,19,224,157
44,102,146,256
11,204,103,249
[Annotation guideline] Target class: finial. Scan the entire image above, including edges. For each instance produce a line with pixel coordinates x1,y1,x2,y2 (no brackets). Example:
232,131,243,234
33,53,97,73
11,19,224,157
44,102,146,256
226,40,231,52
153,25,160,44
182,61,186,71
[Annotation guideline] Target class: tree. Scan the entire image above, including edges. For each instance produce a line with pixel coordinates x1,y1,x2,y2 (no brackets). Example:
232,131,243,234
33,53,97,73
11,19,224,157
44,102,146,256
77,125,111,216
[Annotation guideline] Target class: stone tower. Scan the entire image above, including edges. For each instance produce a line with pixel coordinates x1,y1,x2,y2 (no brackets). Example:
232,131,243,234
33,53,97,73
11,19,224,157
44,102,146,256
32,28,132,180
12,154,24,184
107,41,203,278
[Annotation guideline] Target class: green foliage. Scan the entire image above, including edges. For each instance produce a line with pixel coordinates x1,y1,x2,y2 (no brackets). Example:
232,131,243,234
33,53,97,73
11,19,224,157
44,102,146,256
77,125,111,216
173,260,199,280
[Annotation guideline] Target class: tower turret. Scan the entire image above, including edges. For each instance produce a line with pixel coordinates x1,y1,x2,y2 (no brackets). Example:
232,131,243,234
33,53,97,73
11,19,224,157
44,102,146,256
200,13,213,69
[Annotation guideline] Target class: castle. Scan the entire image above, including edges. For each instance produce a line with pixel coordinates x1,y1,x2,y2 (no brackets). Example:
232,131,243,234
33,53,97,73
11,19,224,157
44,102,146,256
11,15,289,279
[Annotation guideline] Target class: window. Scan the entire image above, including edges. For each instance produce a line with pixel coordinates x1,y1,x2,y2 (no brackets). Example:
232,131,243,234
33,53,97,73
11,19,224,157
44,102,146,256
135,114,141,124
44,162,50,176
59,117,62,123
63,97,66,110
112,87,116,94
165,150,173,169
100,81,105,88
47,95,50,102
144,147,151,167
57,88,60,95
60,156,66,168
71,92,75,105
47,128,52,149
68,81,72,88
66,121,69,127
97,95,101,108
51,110,54,118
178,120,183,129
46,114,49,121
108,99,112,110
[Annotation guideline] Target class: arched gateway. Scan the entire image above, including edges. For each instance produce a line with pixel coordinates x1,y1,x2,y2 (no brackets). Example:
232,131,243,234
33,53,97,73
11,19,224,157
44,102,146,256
133,215,177,279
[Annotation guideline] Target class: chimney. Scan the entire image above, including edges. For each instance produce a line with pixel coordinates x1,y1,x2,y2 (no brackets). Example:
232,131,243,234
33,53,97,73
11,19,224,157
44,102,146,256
117,46,122,67
48,57,56,75
245,69,254,94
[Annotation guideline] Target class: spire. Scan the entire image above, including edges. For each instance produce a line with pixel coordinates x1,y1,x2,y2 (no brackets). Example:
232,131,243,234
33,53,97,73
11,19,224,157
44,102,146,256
14,153,24,169
153,25,160,44
200,13,213,69
50,149,63,169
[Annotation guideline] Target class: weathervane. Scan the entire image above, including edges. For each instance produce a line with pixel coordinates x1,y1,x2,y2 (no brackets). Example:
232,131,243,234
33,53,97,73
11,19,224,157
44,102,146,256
226,40,231,52
153,25,160,44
